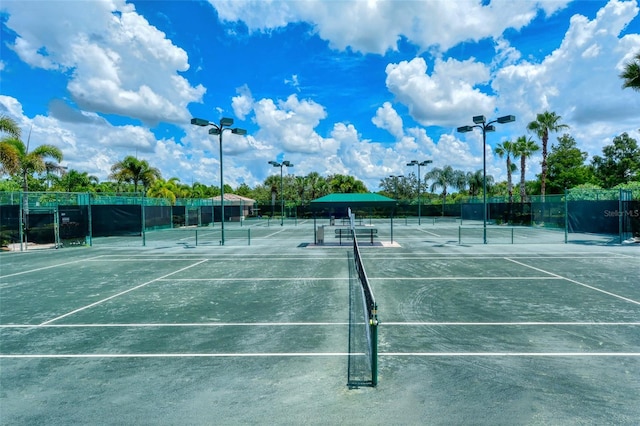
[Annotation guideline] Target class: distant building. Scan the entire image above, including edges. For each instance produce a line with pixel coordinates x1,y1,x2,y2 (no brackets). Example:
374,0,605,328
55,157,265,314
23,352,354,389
211,194,256,222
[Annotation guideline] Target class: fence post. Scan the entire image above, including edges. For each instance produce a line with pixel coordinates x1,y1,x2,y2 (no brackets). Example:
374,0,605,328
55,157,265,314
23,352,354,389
564,188,568,244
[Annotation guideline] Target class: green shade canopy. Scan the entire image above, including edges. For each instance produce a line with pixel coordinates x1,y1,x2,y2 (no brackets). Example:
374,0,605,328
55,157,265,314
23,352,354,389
310,193,396,213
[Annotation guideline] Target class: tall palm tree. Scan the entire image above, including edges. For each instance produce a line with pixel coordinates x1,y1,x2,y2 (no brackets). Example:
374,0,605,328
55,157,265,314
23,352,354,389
527,111,569,197
495,140,518,204
426,165,460,216
620,51,640,92
109,155,161,193
512,136,540,202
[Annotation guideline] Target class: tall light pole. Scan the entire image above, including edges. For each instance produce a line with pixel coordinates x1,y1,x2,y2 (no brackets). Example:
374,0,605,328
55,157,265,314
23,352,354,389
457,114,515,244
191,117,247,245
406,160,432,225
268,160,293,226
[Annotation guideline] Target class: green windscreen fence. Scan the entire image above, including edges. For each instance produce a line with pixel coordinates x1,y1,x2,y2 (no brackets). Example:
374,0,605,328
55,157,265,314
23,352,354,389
0,192,219,249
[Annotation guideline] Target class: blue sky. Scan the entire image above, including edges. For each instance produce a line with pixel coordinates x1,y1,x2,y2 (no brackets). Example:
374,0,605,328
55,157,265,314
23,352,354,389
1,0,639,191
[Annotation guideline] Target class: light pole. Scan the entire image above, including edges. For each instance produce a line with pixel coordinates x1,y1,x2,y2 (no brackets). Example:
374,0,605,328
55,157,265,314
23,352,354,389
268,160,293,226
191,117,247,245
457,114,515,244
406,160,432,225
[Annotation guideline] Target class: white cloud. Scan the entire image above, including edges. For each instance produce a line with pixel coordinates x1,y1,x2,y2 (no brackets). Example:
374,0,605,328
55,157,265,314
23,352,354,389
372,102,404,140
385,57,495,127
210,0,571,54
252,94,333,154
3,0,205,125
231,85,254,120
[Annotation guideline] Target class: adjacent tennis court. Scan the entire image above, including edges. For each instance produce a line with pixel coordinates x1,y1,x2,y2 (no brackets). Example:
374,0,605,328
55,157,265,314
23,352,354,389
1,219,639,425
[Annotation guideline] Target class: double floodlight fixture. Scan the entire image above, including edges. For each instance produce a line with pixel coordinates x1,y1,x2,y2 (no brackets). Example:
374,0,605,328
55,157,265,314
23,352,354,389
191,117,247,135
456,113,515,244
190,116,247,245
269,159,294,226
407,160,432,167
269,160,293,168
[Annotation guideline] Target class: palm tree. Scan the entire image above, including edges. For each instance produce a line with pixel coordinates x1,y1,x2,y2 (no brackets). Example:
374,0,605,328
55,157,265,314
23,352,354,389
527,111,569,197
495,140,518,204
466,170,483,198
426,165,460,216
0,136,63,193
147,178,178,204
109,156,161,193
58,169,99,192
512,136,540,202
0,115,22,175
620,51,640,92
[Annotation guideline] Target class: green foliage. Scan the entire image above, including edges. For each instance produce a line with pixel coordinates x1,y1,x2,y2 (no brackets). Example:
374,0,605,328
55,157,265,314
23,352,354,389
591,133,640,188
545,134,593,194
109,156,161,193
620,51,640,92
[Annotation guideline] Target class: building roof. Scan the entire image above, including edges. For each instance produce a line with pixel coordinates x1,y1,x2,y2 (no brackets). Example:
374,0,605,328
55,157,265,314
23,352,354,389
211,194,256,204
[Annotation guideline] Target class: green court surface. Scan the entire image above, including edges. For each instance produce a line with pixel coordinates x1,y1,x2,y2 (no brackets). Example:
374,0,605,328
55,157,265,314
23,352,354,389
1,219,639,425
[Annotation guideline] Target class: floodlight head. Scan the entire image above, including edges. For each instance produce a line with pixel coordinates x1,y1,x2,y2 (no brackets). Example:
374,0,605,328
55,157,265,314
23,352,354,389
220,117,234,127
407,160,418,166
419,160,433,166
497,115,516,124
268,161,280,166
191,118,210,126
209,127,221,135
473,115,486,124
282,161,293,167
231,128,247,135
485,125,496,132
457,125,473,133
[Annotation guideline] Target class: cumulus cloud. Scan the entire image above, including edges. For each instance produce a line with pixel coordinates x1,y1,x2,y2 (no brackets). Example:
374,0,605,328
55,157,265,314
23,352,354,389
372,102,404,140
231,85,255,120
210,0,570,54
252,94,333,154
3,0,205,125
385,57,495,127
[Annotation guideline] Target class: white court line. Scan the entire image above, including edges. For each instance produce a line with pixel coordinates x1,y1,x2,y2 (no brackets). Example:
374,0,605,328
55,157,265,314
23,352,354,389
360,255,631,260
416,229,441,237
88,256,347,262
505,257,640,306
382,322,640,326
0,255,105,280
0,353,351,359
369,276,563,281
2,352,639,359
380,352,640,357
39,259,208,326
2,322,636,328
159,277,344,282
1,322,349,328
263,228,288,239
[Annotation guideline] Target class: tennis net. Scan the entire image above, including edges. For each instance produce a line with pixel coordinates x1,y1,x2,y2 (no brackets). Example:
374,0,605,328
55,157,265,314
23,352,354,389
347,209,379,388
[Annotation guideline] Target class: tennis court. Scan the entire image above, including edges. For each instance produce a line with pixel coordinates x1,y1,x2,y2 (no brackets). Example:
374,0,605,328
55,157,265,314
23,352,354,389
1,219,639,425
